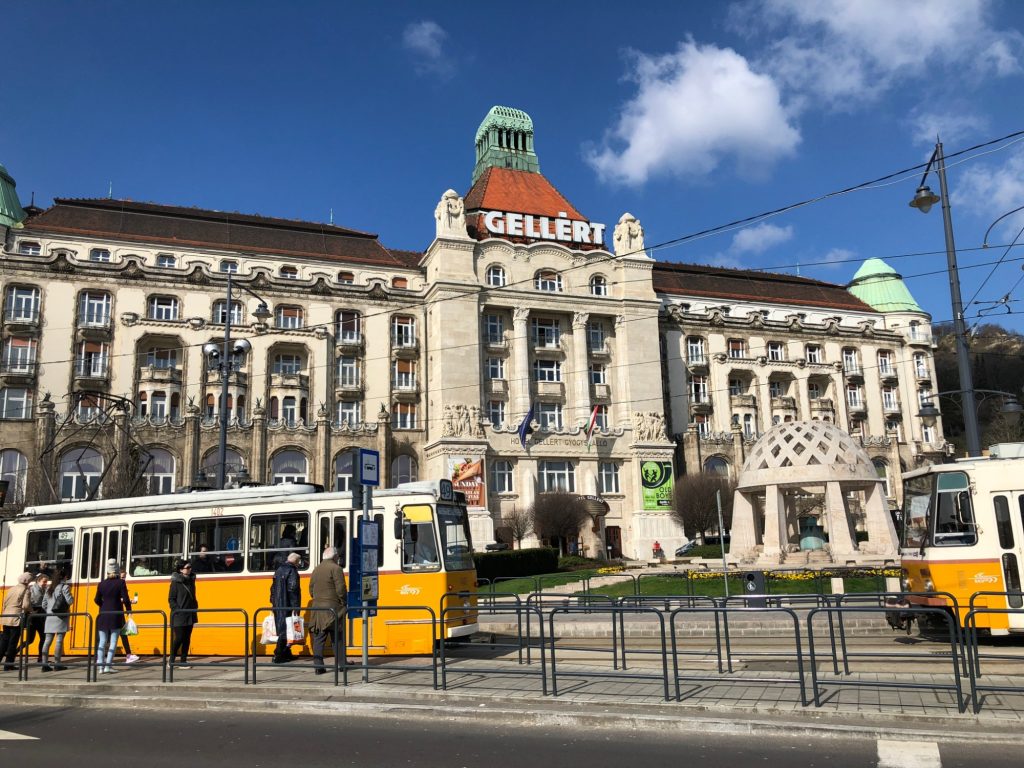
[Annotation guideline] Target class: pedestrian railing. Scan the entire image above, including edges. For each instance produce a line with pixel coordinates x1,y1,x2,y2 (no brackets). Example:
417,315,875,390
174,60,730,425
963,601,1024,714
251,607,343,686
91,609,168,682
342,604,439,689
17,610,93,681
169,608,249,683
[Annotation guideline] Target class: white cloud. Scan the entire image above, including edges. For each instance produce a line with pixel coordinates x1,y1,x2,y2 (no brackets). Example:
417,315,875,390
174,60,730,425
585,40,800,185
816,247,856,270
729,222,794,254
907,111,989,148
954,145,1024,236
402,21,452,78
747,0,1023,106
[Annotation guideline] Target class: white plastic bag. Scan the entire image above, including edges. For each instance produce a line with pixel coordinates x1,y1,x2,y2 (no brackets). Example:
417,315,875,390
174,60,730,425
260,615,278,645
121,617,139,637
286,614,305,646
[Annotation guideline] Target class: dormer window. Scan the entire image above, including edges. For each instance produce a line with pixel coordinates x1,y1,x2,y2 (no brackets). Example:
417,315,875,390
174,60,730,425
17,242,40,256
156,253,176,268
280,266,299,280
89,248,111,263
338,271,354,285
220,260,238,274
486,265,506,287
590,275,608,297
535,270,562,292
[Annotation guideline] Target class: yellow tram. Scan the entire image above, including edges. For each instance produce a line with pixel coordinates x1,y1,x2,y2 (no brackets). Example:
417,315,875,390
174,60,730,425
0,481,478,657
901,447,1024,634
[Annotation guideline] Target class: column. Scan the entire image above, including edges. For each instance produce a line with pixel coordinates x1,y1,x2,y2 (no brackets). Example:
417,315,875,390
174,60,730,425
762,486,785,559
317,407,332,489
31,398,57,505
862,483,899,557
572,312,590,425
794,370,811,421
182,405,200,486
512,307,531,419
251,407,267,483
824,481,856,557
730,491,758,558
756,376,773,433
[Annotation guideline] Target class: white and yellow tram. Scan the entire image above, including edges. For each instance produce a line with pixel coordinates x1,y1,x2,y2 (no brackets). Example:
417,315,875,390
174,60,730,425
0,481,478,657
901,448,1024,633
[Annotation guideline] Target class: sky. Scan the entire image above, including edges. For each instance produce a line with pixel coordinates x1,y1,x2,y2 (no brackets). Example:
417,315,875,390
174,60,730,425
4,1,1024,332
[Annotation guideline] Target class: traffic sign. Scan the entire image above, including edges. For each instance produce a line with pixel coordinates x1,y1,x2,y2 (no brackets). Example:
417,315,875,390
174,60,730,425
359,449,380,487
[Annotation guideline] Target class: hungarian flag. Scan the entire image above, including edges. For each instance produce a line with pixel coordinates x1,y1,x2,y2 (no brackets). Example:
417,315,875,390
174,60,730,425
583,405,600,451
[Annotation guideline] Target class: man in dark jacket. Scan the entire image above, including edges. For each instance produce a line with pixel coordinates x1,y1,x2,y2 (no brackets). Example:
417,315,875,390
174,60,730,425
270,552,301,663
308,547,347,674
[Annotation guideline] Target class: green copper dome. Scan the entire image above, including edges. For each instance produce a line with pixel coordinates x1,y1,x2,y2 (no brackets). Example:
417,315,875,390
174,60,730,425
472,105,540,183
0,162,27,229
847,258,924,313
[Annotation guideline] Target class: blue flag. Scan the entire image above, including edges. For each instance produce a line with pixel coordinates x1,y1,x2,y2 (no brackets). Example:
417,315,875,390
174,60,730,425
517,403,536,449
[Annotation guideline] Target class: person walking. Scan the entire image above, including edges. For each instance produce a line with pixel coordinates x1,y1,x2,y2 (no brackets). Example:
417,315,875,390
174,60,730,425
0,572,34,671
40,569,74,672
168,559,198,668
117,566,140,664
308,548,346,674
94,563,132,674
270,552,301,663
17,572,50,663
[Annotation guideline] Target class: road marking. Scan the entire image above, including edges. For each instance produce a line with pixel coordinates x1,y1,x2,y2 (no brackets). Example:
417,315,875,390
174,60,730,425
0,729,37,741
878,739,940,768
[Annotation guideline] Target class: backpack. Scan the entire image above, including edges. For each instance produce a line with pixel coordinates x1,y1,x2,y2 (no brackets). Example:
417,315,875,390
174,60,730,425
50,587,69,614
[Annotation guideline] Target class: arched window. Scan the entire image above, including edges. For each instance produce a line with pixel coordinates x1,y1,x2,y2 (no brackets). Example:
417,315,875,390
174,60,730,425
534,270,562,292
334,452,353,492
141,448,176,495
703,456,730,477
486,265,506,287
271,450,308,484
201,448,246,486
391,454,418,485
0,449,28,507
589,275,608,297
89,248,111,263
873,458,891,497
59,447,104,501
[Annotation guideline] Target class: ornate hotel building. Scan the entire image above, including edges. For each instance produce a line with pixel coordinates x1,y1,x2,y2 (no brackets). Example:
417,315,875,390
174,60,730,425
0,106,943,558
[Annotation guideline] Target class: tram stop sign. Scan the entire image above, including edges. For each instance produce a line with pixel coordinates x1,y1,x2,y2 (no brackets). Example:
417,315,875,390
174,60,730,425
359,449,380,487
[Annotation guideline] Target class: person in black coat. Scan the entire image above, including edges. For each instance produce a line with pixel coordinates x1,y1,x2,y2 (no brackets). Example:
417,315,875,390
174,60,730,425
94,564,132,674
167,559,198,667
270,552,301,663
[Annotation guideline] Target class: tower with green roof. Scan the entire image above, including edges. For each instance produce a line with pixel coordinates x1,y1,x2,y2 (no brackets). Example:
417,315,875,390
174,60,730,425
472,106,540,183
0,162,27,232
847,258,925,313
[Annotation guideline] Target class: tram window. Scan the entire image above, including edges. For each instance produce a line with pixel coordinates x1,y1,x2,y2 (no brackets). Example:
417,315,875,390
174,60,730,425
131,520,185,575
438,504,475,571
316,516,347,568
249,512,309,572
24,528,74,577
994,496,1014,550
901,475,932,549
189,517,244,573
106,529,128,570
932,472,976,546
400,505,439,572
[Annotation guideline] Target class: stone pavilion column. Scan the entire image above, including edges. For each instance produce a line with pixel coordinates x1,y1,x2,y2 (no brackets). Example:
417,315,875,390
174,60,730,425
761,485,786,560
824,481,856,557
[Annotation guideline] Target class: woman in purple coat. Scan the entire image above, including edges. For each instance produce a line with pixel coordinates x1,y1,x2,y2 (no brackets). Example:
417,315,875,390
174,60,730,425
94,562,132,674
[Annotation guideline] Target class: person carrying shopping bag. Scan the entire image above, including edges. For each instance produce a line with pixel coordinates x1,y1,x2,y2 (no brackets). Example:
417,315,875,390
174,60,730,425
0,572,34,671
94,562,132,674
270,552,301,663
40,569,73,672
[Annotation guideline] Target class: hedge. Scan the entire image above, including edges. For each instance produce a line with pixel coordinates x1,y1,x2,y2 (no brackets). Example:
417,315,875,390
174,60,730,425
473,547,559,582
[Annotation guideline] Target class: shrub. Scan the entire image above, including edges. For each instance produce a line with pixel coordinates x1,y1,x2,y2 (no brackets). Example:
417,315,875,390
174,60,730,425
473,547,559,582
557,555,602,571
685,544,730,559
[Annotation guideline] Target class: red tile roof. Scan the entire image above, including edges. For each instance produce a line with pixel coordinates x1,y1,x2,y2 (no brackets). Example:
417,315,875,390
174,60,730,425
24,198,420,269
653,261,873,313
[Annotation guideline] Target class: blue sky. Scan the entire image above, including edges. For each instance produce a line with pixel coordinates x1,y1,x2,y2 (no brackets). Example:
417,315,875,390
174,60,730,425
4,1,1024,331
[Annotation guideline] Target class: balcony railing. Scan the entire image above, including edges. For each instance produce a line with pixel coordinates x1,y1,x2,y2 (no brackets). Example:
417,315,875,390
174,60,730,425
0,359,37,376
74,358,109,379
3,308,40,325
78,314,112,329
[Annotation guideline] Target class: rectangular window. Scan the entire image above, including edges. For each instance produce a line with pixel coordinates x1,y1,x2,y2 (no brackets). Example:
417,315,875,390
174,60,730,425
728,339,746,359
131,520,185,576
589,363,606,385
587,321,607,352
337,400,361,426
847,385,863,408
337,310,361,342
148,296,179,320
533,359,561,382
393,359,416,389
77,341,110,377
24,528,74,575
392,316,416,347
537,402,563,429
882,387,898,410
842,348,859,373
3,337,37,372
593,404,608,430
686,337,706,363
805,345,822,364
767,341,785,361
690,375,708,402
276,305,304,329
401,511,440,572
338,356,359,387
487,400,505,427
89,248,111,262
808,382,822,400
729,378,743,396
484,314,505,344
994,496,1014,550
145,348,177,369
486,357,505,380
79,292,111,326
188,516,245,573
213,300,243,325
490,461,513,493
599,462,620,494
914,353,928,378
392,402,417,429
156,254,176,268
17,241,41,256
248,512,310,572
878,351,894,375
220,260,238,274
539,460,575,493
273,354,303,374
769,380,782,398
885,419,903,441
532,318,560,348
693,414,710,436
5,286,40,322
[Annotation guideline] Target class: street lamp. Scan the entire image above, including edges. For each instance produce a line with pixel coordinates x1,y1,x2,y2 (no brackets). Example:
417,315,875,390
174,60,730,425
918,390,1023,450
203,273,271,489
909,140,982,456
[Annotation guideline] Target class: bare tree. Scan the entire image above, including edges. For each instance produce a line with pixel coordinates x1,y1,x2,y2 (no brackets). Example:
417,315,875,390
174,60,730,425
503,505,533,549
531,492,589,555
670,474,735,543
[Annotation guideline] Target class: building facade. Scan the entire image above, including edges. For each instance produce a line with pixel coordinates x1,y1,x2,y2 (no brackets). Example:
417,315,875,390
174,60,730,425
0,107,943,559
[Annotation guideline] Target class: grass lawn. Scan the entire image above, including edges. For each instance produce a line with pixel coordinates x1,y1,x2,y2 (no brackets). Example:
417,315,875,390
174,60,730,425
480,569,600,596
576,574,889,599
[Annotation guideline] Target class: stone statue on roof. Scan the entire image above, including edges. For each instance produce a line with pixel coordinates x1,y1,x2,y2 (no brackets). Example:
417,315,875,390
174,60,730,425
613,212,646,257
434,189,468,239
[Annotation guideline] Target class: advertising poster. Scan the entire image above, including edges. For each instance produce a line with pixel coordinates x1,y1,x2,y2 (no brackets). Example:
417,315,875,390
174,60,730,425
447,456,486,507
641,461,674,510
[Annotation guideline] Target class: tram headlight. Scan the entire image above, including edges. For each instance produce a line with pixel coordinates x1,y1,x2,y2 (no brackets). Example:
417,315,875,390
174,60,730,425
900,575,911,591
923,577,935,592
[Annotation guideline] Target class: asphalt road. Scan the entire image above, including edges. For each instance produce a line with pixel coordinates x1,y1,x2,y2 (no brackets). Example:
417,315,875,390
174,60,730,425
0,706,1018,767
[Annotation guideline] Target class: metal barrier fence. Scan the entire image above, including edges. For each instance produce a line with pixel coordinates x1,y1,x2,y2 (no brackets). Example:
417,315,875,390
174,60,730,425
17,610,94,681
964,600,1024,714
342,605,439,688
168,608,249,683
92,609,168,682
251,607,343,686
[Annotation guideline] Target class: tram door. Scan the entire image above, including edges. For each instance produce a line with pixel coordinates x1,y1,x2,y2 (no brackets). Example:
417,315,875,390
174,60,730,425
315,510,351,653
73,525,129,648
